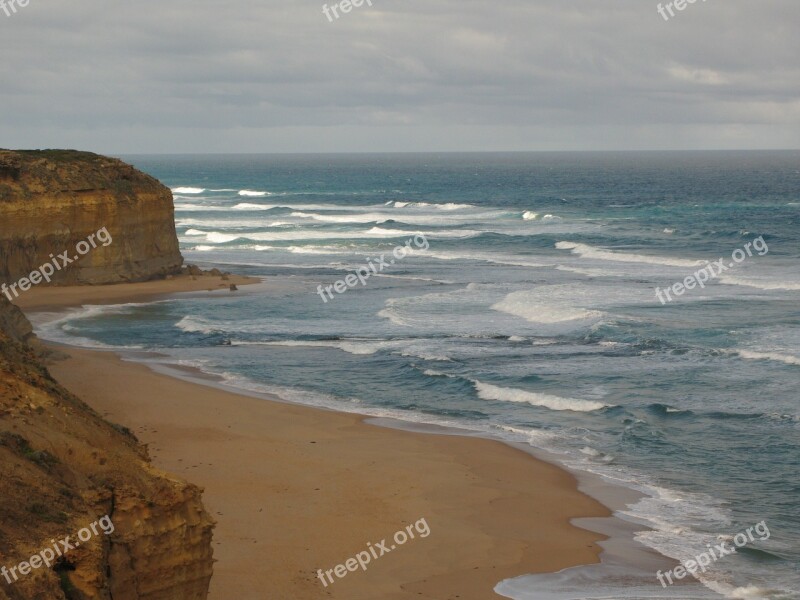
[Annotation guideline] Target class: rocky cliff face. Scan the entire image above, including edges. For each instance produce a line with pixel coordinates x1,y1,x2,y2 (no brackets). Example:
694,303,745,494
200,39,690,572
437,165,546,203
0,150,183,285
0,298,214,600
0,152,213,599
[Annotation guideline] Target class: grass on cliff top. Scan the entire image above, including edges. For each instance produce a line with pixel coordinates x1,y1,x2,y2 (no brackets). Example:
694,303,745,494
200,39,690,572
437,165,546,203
0,149,107,163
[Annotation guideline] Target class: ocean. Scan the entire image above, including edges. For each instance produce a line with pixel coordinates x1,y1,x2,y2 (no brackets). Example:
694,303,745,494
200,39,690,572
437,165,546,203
36,152,799,599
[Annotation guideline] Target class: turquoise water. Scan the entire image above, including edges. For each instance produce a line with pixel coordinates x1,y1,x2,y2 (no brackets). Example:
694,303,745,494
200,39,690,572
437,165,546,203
41,152,799,598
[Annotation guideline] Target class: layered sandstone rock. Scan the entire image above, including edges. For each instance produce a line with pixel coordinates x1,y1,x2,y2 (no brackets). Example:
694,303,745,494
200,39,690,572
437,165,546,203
0,150,183,285
0,153,212,599
0,296,215,599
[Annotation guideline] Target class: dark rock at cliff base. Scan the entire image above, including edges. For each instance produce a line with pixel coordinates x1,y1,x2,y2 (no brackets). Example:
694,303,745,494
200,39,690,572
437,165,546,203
0,294,33,343
0,149,183,285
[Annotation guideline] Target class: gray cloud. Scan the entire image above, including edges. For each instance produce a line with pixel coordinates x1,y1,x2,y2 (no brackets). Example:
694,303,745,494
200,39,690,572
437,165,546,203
1,0,798,152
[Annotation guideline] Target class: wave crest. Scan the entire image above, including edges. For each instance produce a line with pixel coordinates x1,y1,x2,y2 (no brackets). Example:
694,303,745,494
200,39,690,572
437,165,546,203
172,187,206,194
556,241,704,267
473,380,610,412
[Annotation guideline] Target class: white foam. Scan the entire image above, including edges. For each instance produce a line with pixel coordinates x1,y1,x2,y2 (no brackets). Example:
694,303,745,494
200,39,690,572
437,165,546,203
495,562,717,599
184,229,206,236
377,303,408,327
555,264,620,278
473,380,610,412
174,203,233,212
423,369,446,377
232,202,278,210
232,339,389,355
376,284,599,336
205,232,241,243
367,226,478,239
425,249,551,268
232,202,370,211
171,187,205,194
719,275,800,291
285,245,348,254
177,217,277,229
289,210,499,226
238,190,272,197
391,201,475,210
556,241,705,268
492,290,604,324
493,424,560,445
736,350,800,366
729,586,778,599
175,315,217,334
438,202,475,210
290,211,382,223
184,227,475,244
32,303,154,349
522,211,538,220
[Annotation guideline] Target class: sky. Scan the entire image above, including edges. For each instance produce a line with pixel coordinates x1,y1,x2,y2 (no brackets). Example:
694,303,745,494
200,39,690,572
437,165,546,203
1,0,799,153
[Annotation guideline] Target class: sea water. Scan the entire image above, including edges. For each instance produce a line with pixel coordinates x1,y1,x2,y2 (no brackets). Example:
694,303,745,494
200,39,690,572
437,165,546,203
37,152,800,598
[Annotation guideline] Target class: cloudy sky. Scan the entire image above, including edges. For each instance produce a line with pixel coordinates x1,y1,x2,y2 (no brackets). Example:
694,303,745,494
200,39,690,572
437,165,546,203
1,0,798,153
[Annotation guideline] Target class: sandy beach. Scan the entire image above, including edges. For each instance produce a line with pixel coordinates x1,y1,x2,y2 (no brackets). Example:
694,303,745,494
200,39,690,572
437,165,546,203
18,278,610,600
12,273,258,313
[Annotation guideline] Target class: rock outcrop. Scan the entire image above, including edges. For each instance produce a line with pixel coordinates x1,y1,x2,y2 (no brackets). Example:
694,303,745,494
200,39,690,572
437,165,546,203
0,151,213,599
0,298,32,343
0,150,183,285
0,292,214,600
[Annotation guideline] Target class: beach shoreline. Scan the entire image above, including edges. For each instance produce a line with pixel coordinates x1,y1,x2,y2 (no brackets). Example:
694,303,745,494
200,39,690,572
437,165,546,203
17,278,619,599
11,272,260,313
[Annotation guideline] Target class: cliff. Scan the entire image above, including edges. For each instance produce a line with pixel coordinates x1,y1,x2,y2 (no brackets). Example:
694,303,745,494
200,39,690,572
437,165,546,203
0,152,214,599
0,150,183,285
0,302,215,599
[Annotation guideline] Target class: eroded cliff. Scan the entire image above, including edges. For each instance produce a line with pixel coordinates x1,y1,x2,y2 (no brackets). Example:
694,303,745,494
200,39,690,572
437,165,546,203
0,151,214,599
0,288,214,600
0,150,183,285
